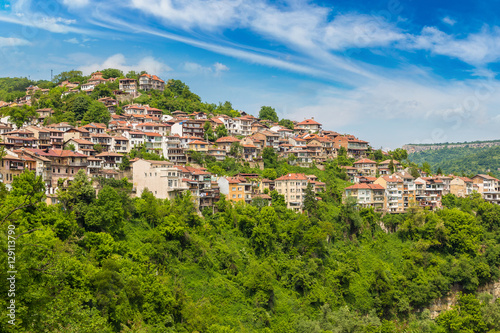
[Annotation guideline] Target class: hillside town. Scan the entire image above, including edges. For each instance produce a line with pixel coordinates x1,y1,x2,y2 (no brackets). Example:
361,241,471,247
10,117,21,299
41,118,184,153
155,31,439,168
1,71,499,213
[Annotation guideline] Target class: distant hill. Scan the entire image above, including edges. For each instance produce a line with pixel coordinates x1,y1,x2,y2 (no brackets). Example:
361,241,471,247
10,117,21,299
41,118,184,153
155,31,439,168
403,139,500,153
408,145,500,178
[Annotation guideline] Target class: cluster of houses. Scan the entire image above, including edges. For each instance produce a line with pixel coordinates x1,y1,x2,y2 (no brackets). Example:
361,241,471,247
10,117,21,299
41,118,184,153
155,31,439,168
0,71,499,212
4,71,166,107
343,157,500,212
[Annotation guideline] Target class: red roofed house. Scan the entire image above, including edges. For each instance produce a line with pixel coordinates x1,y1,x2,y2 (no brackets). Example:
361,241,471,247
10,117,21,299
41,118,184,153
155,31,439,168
217,176,252,204
296,118,322,133
450,176,474,198
216,136,240,152
353,158,377,177
274,173,324,212
374,175,405,213
344,183,385,212
139,74,165,91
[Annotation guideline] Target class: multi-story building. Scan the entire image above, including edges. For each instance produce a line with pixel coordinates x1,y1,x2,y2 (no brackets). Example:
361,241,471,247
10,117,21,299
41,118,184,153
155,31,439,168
415,177,444,210
450,176,474,197
22,148,88,187
274,173,323,212
217,176,252,204
96,152,123,169
65,138,95,156
138,74,165,91
395,171,416,210
132,159,187,199
472,174,499,194
472,174,500,205
344,183,385,212
295,118,322,133
353,158,377,177
375,175,405,213
119,78,138,96
170,119,205,138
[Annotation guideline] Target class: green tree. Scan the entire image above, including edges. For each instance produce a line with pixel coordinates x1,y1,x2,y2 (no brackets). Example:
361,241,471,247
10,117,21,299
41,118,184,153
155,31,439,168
262,147,278,169
7,105,37,128
278,118,294,130
262,168,277,180
90,84,113,99
58,169,96,225
303,183,317,215
216,125,228,138
100,68,123,79
436,293,487,332
204,122,216,142
83,101,110,125
259,106,278,122
52,70,86,84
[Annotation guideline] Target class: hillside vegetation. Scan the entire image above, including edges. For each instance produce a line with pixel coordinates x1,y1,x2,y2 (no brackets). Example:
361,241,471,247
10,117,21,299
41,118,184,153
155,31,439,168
1,170,500,332
409,145,500,178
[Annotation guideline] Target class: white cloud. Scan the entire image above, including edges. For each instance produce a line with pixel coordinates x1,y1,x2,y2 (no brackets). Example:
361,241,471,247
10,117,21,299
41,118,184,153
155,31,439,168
183,61,229,76
442,16,456,26
0,0,87,34
0,36,30,47
64,37,79,44
61,0,90,9
78,53,172,75
129,0,243,31
403,26,500,65
213,62,229,74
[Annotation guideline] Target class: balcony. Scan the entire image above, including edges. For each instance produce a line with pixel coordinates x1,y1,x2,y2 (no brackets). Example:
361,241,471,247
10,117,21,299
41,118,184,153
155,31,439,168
69,162,88,167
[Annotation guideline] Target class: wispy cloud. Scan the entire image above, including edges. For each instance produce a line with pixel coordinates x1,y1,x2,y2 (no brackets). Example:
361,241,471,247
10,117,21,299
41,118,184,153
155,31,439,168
64,37,79,44
0,36,30,47
78,53,172,75
442,16,456,26
183,61,229,76
404,26,500,65
60,0,91,9
0,0,88,34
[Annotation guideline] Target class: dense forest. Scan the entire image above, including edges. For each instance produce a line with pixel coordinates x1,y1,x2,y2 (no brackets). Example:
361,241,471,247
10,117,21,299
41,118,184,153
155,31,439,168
1,168,500,332
409,145,500,178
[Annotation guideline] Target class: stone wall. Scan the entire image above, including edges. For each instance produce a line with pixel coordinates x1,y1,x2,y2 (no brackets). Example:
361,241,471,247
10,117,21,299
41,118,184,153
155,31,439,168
425,280,500,319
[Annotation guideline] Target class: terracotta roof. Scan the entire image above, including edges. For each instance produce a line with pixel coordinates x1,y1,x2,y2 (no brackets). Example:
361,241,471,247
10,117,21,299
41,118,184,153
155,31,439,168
345,183,385,190
297,119,321,126
275,173,308,181
96,152,123,157
380,175,403,183
354,158,376,164
69,139,94,145
216,136,240,143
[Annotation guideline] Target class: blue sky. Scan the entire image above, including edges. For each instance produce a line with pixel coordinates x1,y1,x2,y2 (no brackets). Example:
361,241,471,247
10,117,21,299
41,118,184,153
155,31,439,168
1,0,500,149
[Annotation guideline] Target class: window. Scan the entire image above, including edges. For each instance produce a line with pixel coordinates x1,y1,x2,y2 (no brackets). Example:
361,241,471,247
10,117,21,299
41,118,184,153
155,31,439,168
238,194,242,198
232,187,236,191
232,194,236,198
238,187,242,191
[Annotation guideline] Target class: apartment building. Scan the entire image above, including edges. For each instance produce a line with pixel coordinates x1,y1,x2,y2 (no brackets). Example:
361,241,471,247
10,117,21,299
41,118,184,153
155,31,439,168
344,183,385,212
132,159,187,199
450,176,474,197
375,175,405,213
138,74,165,91
119,78,138,96
274,173,322,212
353,158,377,177
218,176,252,203
415,177,444,210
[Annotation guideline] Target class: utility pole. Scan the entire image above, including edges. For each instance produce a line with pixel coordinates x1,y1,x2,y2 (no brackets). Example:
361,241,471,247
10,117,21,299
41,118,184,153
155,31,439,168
51,69,53,81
